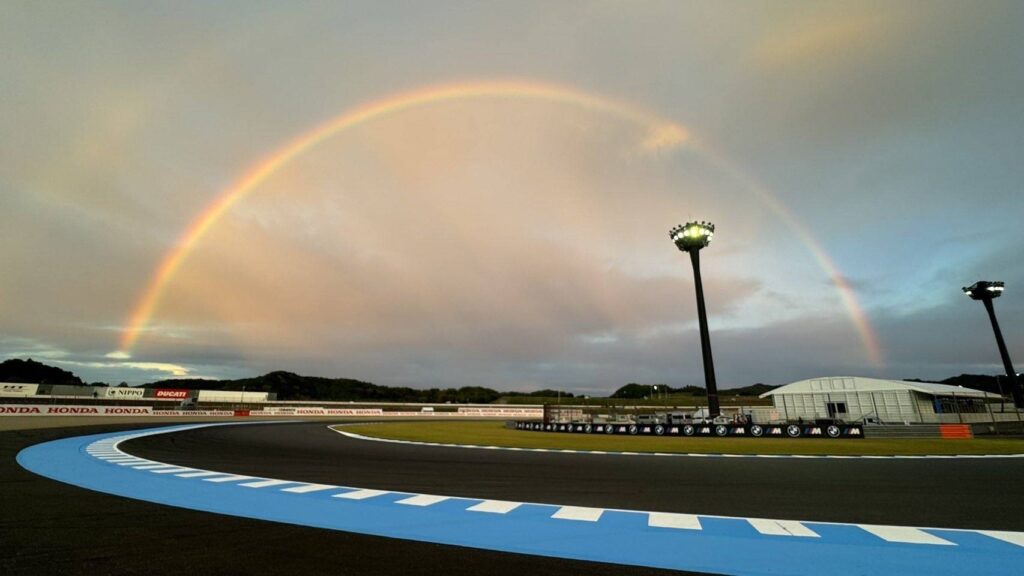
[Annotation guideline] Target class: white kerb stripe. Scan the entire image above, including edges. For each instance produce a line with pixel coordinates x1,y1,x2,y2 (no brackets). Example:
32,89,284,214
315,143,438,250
551,506,604,522
333,489,389,500
203,474,253,483
150,467,193,474
240,479,294,489
176,471,223,478
466,500,521,514
858,525,955,546
281,483,336,494
133,464,177,470
396,494,450,507
648,513,702,530
980,530,1024,547
748,519,819,538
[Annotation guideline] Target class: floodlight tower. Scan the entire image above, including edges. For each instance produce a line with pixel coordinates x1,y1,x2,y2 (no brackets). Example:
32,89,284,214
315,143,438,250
671,221,720,417
963,281,1022,409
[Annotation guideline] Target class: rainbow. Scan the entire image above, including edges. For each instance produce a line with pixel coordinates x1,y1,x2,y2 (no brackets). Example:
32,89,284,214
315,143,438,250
695,149,885,366
116,78,883,366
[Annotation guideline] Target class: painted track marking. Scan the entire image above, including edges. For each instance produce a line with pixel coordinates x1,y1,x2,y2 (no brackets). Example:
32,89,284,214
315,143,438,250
980,530,1024,547
176,471,222,478
748,518,819,538
859,525,955,545
551,506,604,522
397,494,450,507
240,479,294,488
203,474,253,483
334,489,390,500
281,483,336,493
467,500,521,514
648,512,702,530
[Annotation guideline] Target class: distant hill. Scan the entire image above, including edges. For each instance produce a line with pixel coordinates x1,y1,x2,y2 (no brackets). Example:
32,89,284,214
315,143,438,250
4,358,1015,402
610,382,778,399
723,383,780,397
904,374,1019,396
145,371,504,403
0,358,84,385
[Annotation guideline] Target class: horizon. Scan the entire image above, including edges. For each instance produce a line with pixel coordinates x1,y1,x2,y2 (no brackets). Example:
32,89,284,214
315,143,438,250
0,357,1002,395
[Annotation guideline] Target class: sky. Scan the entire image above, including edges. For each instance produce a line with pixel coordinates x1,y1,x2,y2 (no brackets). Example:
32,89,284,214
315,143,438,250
2,1,1022,393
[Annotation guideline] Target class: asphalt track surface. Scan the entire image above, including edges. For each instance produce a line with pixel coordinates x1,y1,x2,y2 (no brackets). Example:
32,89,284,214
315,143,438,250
2,422,691,576
127,421,1024,530
5,421,1024,575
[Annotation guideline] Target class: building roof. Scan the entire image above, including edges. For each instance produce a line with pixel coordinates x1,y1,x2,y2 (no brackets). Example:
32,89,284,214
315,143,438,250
759,376,999,399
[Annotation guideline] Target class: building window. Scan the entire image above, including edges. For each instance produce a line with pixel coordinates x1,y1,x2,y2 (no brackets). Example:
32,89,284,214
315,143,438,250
826,402,847,417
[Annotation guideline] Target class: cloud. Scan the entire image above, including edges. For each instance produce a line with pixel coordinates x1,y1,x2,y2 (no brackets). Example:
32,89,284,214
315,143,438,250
751,8,886,72
640,123,688,153
3,2,1022,390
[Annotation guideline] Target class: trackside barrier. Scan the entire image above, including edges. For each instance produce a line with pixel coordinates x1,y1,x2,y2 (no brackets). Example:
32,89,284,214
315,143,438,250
0,404,153,416
457,407,544,417
152,410,236,417
0,404,547,418
939,424,973,439
513,421,864,439
248,408,384,416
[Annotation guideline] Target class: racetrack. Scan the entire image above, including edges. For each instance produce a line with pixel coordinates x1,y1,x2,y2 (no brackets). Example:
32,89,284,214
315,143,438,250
6,420,1024,575
126,421,1024,530
1,422,687,576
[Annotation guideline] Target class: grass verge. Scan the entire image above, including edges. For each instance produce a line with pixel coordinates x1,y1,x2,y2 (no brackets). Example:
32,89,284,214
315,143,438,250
344,421,1024,456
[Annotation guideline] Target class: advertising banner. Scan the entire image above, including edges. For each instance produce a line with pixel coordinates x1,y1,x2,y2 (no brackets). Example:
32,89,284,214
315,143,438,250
0,404,153,416
458,407,544,417
152,410,235,416
196,390,270,403
101,387,146,400
0,383,39,397
154,388,190,399
513,420,863,439
248,407,385,416
318,408,384,416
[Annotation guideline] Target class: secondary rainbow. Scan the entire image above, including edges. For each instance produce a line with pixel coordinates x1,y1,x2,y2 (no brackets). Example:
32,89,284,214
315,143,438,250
117,79,883,366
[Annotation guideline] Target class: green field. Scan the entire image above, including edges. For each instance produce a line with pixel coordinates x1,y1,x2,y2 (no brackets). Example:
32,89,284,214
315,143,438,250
343,421,1024,456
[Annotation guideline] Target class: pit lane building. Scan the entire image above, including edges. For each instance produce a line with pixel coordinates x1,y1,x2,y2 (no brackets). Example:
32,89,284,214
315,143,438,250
760,376,1000,424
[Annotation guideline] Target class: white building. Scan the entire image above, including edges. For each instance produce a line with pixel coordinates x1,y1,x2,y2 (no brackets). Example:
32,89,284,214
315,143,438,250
760,376,1000,424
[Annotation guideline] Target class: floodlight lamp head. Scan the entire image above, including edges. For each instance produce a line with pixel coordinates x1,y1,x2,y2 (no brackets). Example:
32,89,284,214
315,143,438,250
963,280,1004,300
670,221,715,252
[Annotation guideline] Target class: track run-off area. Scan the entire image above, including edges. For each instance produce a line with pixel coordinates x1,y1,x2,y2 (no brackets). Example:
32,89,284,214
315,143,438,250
11,420,1024,575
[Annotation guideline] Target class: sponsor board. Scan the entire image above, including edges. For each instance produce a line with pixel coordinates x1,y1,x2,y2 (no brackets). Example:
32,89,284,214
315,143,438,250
196,390,270,403
457,407,544,417
320,408,384,416
152,410,235,416
0,404,153,416
513,421,863,439
101,387,146,399
246,408,534,417
0,383,39,397
154,388,190,399
248,408,385,416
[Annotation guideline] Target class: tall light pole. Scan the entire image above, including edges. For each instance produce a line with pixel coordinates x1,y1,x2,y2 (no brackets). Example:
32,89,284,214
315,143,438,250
671,221,720,417
963,281,1022,409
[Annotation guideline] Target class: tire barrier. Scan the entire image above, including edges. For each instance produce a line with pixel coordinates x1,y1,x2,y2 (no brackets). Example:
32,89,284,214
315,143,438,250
514,421,864,439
